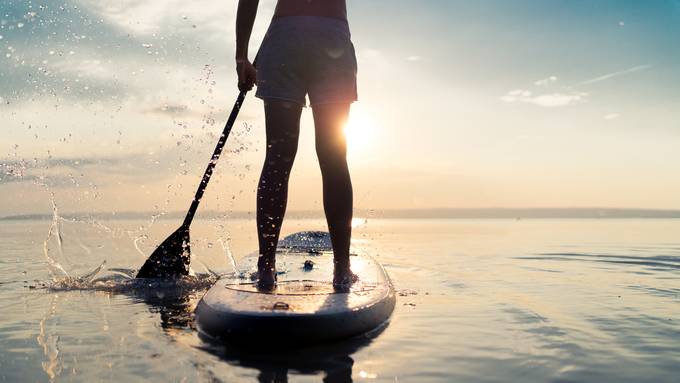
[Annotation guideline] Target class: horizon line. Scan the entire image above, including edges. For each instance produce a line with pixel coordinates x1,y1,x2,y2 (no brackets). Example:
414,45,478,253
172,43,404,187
3,207,680,221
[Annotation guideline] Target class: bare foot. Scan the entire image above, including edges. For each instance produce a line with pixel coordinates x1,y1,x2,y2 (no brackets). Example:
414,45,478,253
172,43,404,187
333,267,358,292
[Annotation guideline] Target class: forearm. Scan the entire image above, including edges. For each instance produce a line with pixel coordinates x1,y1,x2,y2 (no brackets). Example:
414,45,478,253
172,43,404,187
235,0,259,60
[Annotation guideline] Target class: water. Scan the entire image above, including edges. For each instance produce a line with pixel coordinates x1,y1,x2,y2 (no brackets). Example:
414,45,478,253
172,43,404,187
1,218,679,382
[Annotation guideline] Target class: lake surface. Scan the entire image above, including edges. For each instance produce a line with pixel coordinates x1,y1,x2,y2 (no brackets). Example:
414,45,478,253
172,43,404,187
1,218,679,382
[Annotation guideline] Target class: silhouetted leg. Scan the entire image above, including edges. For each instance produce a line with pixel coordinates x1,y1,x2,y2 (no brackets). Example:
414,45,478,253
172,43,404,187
257,100,302,286
312,103,356,286
323,355,354,383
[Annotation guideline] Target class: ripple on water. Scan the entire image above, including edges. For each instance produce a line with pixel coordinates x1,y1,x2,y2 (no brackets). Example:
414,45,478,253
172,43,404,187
518,251,680,273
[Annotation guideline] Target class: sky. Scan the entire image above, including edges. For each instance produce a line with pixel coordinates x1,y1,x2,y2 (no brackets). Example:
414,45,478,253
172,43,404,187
1,0,680,217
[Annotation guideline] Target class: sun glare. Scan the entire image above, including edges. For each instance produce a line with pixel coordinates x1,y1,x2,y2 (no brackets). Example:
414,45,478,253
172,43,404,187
351,217,367,228
344,105,375,152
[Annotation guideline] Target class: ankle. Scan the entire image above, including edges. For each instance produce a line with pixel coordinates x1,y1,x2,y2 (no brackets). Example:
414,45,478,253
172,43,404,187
257,254,276,271
334,258,350,271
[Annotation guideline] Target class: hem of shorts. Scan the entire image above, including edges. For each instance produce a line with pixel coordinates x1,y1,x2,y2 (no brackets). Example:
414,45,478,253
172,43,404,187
255,94,307,107
309,98,358,107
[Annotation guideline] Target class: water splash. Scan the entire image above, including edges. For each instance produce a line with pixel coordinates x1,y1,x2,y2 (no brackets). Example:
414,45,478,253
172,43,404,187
41,260,108,291
47,272,217,294
218,237,239,273
278,231,333,252
133,235,148,257
43,194,68,279
79,260,107,281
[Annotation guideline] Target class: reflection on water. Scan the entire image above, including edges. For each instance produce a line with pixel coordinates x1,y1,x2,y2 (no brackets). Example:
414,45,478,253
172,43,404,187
37,257,374,382
69,269,379,383
1,218,680,382
37,295,61,381
198,327,384,383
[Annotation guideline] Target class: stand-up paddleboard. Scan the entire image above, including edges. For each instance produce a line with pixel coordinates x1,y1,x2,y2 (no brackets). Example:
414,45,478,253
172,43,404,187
195,231,395,345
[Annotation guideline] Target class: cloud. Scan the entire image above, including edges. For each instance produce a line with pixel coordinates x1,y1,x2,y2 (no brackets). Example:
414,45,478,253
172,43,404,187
604,113,620,120
574,64,652,87
144,103,191,116
76,0,231,36
49,58,116,82
0,157,121,184
501,89,587,107
503,64,648,108
534,75,558,86
76,0,275,43
406,55,421,62
0,0,276,107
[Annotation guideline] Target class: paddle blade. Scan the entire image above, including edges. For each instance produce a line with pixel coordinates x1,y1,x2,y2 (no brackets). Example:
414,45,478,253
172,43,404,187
136,226,191,278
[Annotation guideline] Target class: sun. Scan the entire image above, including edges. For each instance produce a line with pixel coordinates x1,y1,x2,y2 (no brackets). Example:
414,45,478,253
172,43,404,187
343,105,375,152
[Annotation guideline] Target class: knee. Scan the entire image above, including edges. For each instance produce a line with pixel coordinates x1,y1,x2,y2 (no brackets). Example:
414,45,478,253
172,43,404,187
317,150,348,175
265,138,298,172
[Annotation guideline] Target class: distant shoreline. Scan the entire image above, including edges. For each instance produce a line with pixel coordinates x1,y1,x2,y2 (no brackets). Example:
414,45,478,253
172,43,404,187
2,208,680,221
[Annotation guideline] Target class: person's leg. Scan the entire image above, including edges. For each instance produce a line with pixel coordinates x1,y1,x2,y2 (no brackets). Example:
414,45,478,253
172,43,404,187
311,102,356,286
257,100,303,286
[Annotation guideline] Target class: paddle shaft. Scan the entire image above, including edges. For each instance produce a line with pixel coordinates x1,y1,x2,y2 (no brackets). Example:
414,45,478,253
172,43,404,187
182,90,247,228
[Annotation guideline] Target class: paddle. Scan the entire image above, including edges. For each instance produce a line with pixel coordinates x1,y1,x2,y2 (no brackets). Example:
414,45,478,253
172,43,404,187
136,90,249,278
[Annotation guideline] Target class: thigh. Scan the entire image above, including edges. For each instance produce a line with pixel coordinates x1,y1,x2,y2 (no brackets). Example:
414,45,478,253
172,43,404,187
264,100,303,148
312,103,350,153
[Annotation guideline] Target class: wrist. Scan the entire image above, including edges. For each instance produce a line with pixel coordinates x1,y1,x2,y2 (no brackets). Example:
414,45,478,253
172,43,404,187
235,50,248,61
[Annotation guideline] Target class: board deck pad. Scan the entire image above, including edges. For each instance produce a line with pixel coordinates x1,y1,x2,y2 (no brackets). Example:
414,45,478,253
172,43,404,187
195,232,395,344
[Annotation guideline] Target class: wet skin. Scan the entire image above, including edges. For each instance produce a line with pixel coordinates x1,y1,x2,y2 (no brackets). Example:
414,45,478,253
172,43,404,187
235,0,356,288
